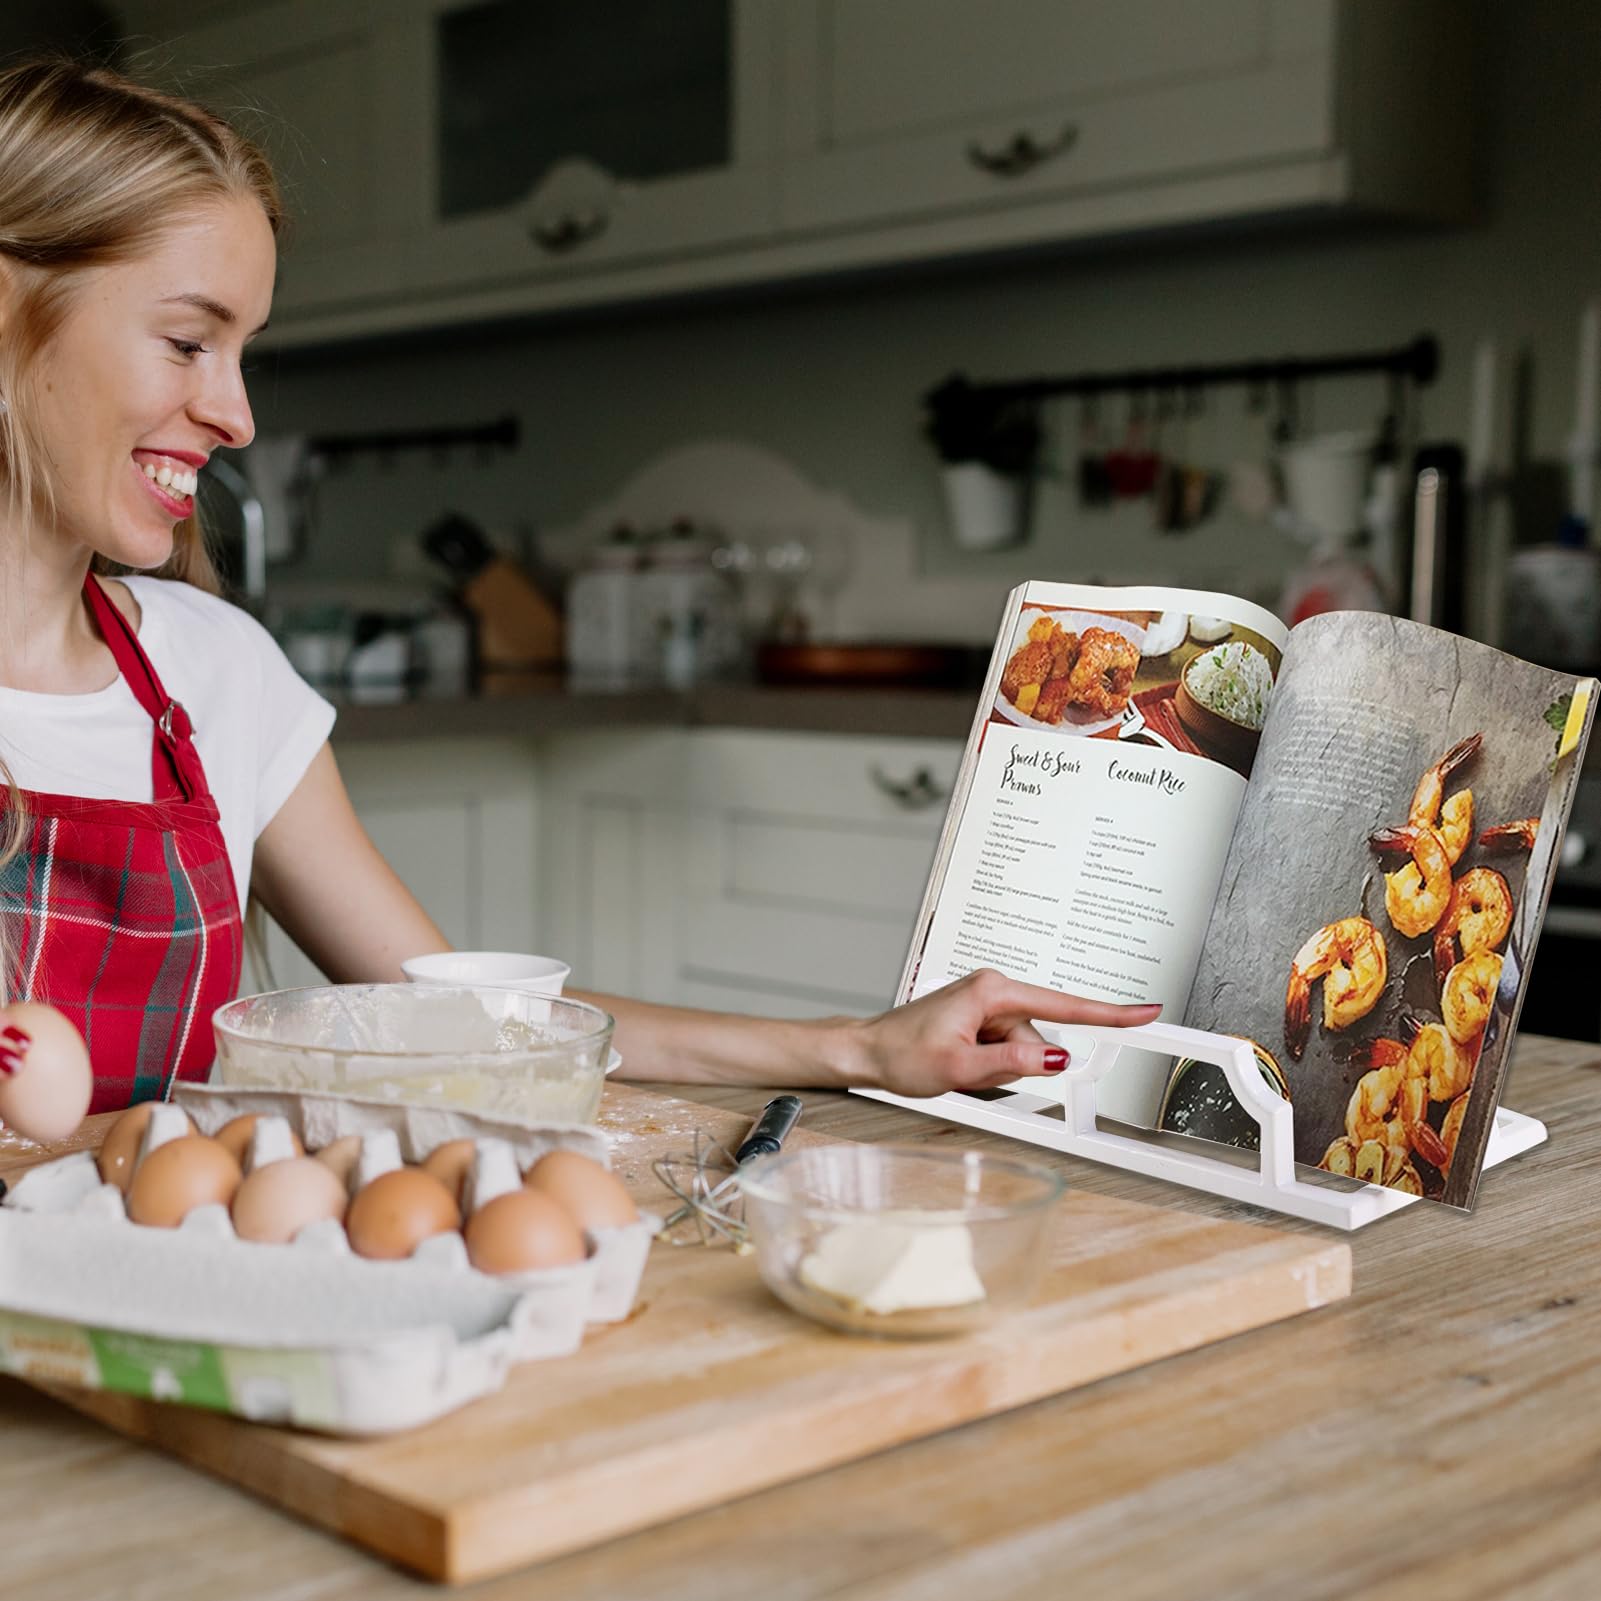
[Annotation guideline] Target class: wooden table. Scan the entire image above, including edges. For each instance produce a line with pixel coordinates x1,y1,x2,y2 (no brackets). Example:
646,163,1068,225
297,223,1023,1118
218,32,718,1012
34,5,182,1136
3,1033,1598,1600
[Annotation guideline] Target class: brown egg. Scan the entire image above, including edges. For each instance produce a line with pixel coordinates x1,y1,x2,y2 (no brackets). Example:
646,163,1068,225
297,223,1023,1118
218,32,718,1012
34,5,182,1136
230,1156,349,1244
420,1138,477,1206
345,1167,461,1260
97,1101,193,1192
312,1133,363,1188
214,1113,305,1167
466,1189,586,1275
524,1149,637,1231
0,1002,93,1144
125,1135,242,1227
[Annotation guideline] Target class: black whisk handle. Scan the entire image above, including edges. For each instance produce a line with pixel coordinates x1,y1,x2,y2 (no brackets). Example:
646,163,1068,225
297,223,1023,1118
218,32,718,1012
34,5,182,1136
734,1095,803,1165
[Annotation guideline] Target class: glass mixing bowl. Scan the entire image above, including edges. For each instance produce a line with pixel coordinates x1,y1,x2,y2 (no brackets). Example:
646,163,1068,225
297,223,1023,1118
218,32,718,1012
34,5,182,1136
736,1144,1063,1338
212,984,615,1124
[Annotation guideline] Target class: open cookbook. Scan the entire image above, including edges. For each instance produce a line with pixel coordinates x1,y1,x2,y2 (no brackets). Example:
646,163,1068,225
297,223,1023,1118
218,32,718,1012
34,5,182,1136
900,583,1596,1210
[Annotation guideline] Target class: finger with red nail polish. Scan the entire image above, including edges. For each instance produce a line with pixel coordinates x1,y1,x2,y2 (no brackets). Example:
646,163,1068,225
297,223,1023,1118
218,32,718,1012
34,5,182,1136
1042,1046,1070,1073
2,1026,30,1051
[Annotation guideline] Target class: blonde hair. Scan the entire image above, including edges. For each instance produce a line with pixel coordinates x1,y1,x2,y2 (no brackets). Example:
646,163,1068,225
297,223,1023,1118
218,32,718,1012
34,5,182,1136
0,57,284,1000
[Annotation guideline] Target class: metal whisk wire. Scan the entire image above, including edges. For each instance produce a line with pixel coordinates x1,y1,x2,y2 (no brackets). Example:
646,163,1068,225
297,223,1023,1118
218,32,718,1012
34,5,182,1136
652,1128,750,1248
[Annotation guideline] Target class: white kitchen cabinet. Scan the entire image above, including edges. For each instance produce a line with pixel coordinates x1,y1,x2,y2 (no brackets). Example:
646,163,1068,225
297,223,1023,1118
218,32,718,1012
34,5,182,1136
129,0,1471,346
396,0,780,306
243,725,962,1028
250,736,540,992
778,0,1471,239
674,730,961,1018
125,0,422,318
534,726,960,1020
533,730,688,1006
143,0,780,329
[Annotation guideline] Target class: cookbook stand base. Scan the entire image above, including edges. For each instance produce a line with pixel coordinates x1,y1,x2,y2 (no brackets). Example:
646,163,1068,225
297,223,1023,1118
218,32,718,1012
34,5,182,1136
856,1020,1546,1230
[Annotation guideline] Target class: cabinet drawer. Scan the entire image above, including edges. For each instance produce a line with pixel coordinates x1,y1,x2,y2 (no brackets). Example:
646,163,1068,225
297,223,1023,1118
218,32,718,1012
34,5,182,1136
823,0,1287,146
685,730,963,826
782,55,1333,235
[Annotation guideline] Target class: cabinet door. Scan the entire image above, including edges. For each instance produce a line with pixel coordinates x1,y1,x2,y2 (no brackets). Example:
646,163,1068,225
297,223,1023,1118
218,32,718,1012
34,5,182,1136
780,0,1337,233
395,0,779,302
248,738,538,992
678,731,962,1017
161,0,421,316
534,731,687,1006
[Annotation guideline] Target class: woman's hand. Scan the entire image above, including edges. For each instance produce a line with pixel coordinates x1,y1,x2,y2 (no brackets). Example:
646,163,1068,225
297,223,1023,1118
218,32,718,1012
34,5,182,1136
851,968,1162,1098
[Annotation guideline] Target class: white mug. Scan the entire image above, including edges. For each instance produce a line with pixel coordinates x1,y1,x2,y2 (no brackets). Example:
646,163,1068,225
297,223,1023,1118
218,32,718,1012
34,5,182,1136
400,951,572,995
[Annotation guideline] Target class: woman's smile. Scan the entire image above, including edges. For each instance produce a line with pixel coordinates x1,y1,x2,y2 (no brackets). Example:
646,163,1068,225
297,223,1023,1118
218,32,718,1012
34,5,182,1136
130,449,204,518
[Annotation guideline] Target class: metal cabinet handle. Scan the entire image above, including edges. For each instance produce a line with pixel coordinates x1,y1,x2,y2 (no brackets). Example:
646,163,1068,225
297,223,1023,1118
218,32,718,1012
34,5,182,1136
869,765,948,810
966,122,1079,179
529,209,610,253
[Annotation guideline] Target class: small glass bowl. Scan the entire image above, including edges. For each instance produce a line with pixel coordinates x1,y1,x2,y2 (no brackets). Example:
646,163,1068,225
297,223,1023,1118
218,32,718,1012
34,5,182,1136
212,984,614,1125
735,1144,1063,1339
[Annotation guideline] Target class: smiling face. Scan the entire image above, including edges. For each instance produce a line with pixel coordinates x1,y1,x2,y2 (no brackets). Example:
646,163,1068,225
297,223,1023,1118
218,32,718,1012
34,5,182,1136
16,195,275,569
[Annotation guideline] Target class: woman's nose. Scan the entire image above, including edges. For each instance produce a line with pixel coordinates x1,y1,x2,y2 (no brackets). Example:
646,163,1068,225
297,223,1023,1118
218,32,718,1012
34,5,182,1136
192,359,256,449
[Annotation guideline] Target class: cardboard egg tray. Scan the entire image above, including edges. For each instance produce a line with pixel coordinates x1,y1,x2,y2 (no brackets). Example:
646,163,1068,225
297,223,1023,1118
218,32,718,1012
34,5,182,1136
0,1083,659,1435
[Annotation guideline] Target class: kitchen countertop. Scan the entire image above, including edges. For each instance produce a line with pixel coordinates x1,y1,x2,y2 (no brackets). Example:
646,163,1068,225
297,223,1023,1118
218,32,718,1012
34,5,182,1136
3,1033,1598,1599
330,680,980,742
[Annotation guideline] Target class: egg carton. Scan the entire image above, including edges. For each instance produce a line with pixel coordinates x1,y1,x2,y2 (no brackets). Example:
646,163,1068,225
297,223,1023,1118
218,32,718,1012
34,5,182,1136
0,1206,524,1435
169,1082,660,1326
0,1088,660,1435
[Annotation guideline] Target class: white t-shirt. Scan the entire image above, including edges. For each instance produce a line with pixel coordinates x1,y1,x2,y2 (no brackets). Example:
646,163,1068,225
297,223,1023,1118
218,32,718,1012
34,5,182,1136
0,576,335,913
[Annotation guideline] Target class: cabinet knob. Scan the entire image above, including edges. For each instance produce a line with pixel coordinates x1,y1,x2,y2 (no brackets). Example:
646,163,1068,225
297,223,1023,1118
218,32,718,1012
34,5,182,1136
966,122,1079,179
529,209,610,253
869,765,948,810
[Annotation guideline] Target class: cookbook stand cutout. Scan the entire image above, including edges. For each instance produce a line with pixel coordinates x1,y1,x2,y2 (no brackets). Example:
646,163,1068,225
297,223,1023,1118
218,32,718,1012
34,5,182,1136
858,1020,1545,1230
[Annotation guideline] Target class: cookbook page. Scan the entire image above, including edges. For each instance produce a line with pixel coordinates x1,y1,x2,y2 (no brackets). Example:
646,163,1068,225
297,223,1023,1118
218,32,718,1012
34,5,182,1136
1184,611,1595,1209
900,582,1288,1127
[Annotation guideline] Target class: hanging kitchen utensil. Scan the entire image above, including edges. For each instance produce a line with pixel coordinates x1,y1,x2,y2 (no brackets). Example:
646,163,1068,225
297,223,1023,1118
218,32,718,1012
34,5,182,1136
1077,396,1113,507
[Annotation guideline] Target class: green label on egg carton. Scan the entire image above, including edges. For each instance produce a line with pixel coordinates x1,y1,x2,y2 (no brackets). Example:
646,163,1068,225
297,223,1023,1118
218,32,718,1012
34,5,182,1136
87,1329,232,1409
0,1308,339,1422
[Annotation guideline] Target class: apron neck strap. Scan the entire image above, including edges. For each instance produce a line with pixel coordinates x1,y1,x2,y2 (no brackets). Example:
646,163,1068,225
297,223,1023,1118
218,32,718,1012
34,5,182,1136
82,574,202,804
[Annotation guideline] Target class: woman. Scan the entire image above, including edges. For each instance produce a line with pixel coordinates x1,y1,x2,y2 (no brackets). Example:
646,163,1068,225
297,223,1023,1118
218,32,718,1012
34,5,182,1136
0,58,1157,1113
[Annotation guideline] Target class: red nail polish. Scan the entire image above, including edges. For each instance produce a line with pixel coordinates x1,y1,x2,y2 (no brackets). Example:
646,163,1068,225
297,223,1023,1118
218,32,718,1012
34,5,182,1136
0,1051,20,1076
1042,1047,1070,1073
1,1026,29,1049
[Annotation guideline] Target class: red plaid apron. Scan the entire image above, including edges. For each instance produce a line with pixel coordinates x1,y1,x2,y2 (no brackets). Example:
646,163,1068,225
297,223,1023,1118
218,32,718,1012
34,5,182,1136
0,575,243,1112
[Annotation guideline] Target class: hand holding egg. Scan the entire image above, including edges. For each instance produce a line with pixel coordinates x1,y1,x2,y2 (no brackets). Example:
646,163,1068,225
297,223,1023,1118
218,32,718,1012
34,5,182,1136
0,1002,93,1145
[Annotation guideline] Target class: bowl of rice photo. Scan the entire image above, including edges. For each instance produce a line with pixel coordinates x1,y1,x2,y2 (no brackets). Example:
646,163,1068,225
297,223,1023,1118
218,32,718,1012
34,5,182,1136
1174,639,1275,773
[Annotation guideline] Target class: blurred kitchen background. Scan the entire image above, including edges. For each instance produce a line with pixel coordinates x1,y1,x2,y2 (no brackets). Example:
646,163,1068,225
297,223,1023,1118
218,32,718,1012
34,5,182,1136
12,0,1601,1037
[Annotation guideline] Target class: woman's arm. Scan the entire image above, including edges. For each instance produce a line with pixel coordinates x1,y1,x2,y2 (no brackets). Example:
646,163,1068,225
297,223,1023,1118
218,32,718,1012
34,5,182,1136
580,971,1158,1096
249,743,450,983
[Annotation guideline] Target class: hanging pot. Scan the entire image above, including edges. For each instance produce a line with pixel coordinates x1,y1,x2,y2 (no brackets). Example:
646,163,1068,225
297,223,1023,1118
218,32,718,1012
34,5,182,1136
941,462,1029,550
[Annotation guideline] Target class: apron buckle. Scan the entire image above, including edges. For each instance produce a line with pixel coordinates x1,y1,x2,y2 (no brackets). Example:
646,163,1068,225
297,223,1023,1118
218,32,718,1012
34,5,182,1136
159,700,190,741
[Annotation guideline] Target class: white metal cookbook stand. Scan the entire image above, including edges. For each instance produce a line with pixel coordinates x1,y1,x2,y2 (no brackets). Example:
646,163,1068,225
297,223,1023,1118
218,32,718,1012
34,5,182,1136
858,1021,1547,1230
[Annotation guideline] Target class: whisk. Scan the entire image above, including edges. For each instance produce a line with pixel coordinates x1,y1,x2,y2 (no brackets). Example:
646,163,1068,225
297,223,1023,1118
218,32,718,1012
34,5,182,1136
653,1095,802,1247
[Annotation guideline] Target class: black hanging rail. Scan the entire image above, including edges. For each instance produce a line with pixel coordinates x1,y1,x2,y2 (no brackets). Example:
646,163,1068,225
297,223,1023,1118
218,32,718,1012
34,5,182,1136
308,414,519,462
928,334,1439,412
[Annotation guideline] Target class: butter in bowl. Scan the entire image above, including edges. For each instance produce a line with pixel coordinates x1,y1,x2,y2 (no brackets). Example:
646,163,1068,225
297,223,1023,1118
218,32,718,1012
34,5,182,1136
735,1145,1062,1338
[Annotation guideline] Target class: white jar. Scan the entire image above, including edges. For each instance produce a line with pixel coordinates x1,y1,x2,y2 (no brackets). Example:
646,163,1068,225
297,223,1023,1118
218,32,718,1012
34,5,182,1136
636,536,739,685
566,542,641,688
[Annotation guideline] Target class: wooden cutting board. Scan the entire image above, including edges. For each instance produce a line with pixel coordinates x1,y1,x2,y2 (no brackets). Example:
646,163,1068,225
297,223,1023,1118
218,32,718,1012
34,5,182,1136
2,1085,1351,1584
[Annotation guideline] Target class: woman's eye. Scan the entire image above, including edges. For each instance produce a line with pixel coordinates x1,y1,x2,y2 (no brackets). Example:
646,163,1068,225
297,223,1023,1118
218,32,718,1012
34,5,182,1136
166,338,207,359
